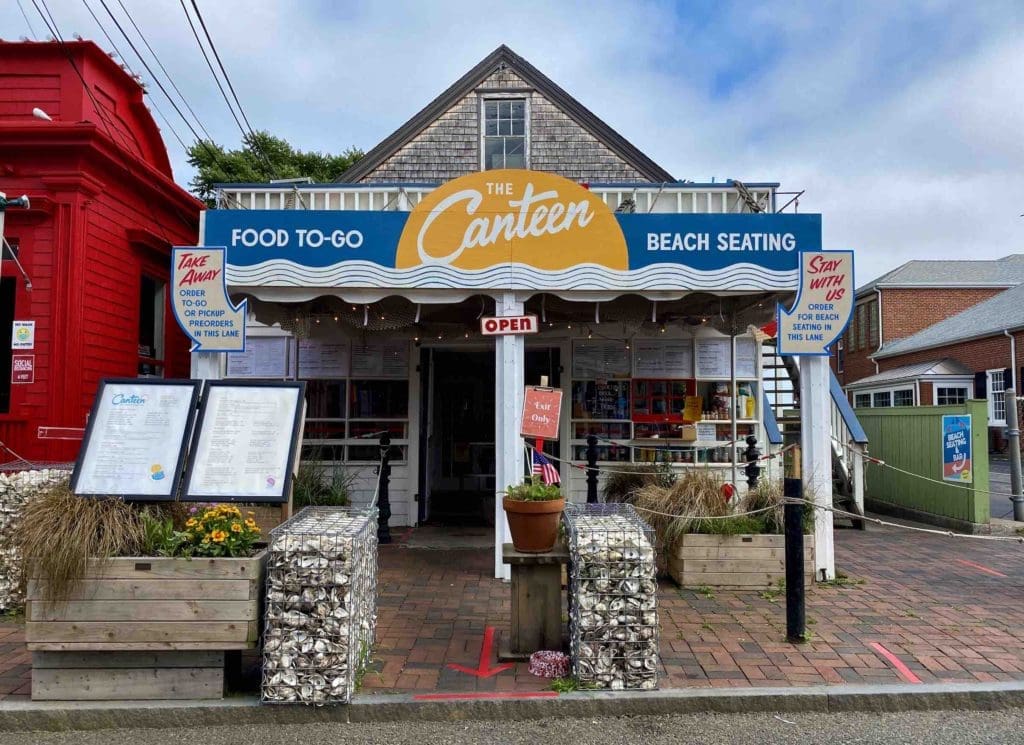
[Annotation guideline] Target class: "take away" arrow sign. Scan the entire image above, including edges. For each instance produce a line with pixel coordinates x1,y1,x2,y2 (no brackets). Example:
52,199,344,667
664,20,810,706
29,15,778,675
171,247,246,352
777,250,854,356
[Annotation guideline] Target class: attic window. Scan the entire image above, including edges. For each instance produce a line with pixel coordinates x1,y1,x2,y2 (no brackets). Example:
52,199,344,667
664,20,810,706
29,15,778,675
482,99,526,170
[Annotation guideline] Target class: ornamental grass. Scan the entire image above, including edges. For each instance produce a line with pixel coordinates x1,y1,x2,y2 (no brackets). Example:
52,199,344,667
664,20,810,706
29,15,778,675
16,483,147,599
601,463,676,505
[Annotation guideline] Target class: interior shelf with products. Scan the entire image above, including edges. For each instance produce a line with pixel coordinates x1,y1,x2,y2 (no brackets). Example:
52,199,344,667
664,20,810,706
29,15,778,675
569,336,763,466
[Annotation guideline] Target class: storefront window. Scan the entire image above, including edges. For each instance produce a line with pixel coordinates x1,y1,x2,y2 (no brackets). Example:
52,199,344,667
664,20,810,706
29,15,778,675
569,338,759,465
290,344,411,463
483,99,526,170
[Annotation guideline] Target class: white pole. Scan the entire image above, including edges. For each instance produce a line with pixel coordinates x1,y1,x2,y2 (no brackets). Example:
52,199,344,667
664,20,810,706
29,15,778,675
800,355,835,580
730,333,738,491
494,291,524,580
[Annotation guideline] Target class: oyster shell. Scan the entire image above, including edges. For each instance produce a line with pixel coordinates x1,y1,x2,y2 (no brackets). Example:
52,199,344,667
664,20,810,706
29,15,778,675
261,507,378,705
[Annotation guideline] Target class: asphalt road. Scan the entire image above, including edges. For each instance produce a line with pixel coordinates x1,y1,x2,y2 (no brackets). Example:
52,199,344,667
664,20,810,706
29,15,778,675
6,710,1024,745
989,458,1018,519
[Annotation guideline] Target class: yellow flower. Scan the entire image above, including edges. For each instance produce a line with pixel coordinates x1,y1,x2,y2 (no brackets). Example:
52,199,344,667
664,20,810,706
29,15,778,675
247,511,255,517
244,519,258,530
185,518,197,528
210,530,227,543
230,522,242,533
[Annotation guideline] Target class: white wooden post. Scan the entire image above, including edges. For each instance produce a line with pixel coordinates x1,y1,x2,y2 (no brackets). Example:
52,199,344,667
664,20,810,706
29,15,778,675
852,446,865,517
800,355,835,580
494,292,524,580
190,351,222,380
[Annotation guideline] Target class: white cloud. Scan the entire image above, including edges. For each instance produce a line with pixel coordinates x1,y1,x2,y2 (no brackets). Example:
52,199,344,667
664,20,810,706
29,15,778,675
2,0,1022,285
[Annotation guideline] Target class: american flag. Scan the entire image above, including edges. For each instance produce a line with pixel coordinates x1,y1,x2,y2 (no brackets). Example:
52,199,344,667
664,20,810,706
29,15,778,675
532,450,561,485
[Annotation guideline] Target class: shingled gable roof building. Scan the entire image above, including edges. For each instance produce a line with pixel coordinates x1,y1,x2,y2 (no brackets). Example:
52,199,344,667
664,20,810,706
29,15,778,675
206,45,839,579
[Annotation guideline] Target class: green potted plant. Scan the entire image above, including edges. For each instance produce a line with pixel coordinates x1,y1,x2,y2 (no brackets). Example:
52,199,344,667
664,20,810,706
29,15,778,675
503,477,565,553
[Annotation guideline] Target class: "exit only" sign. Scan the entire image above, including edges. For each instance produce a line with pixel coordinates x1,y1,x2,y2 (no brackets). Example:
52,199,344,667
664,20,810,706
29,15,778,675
480,314,539,336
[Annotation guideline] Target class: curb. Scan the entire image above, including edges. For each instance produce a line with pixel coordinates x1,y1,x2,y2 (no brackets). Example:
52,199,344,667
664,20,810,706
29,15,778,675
2,682,1024,732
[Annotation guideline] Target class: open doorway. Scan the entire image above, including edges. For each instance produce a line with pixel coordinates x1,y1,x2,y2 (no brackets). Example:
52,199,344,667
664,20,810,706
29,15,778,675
420,348,496,525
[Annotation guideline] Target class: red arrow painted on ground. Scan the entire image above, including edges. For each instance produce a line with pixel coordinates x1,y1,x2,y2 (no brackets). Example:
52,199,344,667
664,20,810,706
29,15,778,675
447,626,513,678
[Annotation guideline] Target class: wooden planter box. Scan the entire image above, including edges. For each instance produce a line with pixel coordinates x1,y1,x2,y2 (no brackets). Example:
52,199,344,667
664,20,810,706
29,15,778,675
669,534,814,589
25,553,265,700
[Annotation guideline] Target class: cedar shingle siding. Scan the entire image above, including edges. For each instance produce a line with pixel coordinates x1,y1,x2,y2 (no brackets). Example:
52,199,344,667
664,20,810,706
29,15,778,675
359,68,650,184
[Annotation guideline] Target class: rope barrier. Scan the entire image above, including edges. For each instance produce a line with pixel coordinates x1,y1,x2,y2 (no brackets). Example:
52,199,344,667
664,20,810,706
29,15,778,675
525,440,794,477
785,496,1024,544
632,504,780,520
592,433,743,454
832,437,1024,502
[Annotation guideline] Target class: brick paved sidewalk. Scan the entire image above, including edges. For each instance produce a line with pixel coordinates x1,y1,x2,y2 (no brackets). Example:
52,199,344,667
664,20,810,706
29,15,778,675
2,524,1023,700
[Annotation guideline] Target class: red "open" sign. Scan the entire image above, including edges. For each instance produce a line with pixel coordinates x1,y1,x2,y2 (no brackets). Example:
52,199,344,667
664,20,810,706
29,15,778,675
480,315,539,336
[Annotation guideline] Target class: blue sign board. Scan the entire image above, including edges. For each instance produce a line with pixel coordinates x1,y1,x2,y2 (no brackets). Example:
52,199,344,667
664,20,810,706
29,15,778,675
203,171,822,292
942,414,972,483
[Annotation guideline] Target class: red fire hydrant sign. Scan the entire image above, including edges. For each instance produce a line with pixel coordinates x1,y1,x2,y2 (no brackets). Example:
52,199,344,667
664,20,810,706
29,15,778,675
520,386,562,440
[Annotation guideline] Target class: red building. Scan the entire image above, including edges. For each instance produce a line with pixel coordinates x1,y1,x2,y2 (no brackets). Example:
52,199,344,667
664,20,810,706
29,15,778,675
0,40,200,462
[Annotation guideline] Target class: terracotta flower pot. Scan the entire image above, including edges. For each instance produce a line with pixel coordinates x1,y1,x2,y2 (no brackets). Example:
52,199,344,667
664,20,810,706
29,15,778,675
503,497,565,553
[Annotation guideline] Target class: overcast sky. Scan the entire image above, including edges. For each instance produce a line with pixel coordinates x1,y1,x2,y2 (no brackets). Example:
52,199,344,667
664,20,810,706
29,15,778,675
5,0,1023,285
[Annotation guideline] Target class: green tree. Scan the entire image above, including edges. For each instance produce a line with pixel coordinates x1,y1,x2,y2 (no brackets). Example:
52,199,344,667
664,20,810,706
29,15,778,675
186,131,362,205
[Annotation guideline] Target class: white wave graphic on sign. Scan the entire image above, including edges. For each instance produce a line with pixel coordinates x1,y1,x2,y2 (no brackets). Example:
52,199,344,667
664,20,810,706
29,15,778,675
225,260,798,291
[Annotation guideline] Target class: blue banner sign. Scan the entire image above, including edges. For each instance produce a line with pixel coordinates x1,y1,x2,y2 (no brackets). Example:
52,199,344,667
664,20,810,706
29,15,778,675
204,170,822,292
942,414,972,483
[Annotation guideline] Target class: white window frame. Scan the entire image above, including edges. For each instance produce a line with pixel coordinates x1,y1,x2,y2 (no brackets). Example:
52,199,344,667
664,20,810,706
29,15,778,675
850,385,915,408
933,385,969,406
987,368,1007,426
480,95,530,171
853,392,871,408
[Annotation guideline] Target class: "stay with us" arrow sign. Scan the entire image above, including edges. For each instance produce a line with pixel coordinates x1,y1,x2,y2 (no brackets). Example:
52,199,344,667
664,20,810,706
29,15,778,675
171,247,247,353
777,250,854,356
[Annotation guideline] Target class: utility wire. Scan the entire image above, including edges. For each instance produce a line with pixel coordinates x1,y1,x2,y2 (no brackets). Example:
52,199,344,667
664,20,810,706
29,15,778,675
175,0,246,138
29,0,178,242
16,0,40,39
33,0,136,155
188,0,259,147
80,0,189,152
182,0,306,207
113,0,214,142
93,0,247,208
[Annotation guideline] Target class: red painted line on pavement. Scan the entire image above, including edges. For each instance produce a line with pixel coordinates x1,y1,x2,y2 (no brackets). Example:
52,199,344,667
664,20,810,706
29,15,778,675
869,642,922,684
413,692,560,701
446,626,514,678
954,558,1007,578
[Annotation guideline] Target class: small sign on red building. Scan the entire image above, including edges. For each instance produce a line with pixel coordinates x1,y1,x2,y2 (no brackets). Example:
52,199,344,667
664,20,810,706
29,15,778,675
480,314,538,336
11,354,34,384
520,386,562,440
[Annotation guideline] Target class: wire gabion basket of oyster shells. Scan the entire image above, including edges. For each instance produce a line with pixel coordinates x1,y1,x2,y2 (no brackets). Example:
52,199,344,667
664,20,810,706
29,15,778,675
564,503,659,690
261,506,378,705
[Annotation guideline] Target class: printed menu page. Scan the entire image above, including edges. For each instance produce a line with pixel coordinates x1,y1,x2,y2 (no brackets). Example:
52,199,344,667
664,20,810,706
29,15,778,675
632,339,694,378
226,336,289,378
695,337,731,378
736,337,758,378
185,385,302,502
73,381,198,498
350,342,409,378
573,341,630,378
297,339,350,378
